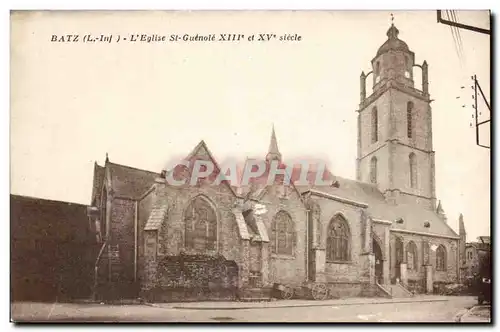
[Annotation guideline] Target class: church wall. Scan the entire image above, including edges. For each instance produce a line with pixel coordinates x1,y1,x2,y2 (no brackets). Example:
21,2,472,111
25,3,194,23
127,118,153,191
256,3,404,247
373,222,388,258
110,198,136,284
137,190,154,284
160,183,238,257
359,91,392,158
391,144,432,201
219,212,241,264
260,185,308,286
372,50,415,90
313,198,365,284
432,238,459,283
139,182,244,293
389,89,431,150
390,231,459,289
359,144,391,191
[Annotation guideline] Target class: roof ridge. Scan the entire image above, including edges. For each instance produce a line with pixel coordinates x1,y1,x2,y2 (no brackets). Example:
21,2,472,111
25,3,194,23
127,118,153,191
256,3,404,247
107,161,159,175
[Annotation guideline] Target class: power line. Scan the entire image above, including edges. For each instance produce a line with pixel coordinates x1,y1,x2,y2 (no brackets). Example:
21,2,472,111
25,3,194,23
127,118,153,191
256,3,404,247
445,10,463,65
436,10,491,35
450,10,466,63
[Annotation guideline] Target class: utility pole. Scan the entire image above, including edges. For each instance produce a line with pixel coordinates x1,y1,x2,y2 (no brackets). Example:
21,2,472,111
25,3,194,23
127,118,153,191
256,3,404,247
437,10,491,149
437,10,491,35
471,75,491,149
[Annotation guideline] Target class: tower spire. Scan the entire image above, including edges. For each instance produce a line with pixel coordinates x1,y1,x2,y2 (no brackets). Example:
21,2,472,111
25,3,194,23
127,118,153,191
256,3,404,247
266,124,282,162
459,213,466,235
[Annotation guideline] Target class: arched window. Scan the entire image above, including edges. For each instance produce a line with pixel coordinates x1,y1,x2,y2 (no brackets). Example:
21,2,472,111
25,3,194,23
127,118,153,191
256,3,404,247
271,211,295,255
375,61,380,78
407,101,414,138
436,245,447,271
184,196,217,251
409,153,417,188
370,156,377,184
326,215,350,262
371,107,378,143
406,241,418,271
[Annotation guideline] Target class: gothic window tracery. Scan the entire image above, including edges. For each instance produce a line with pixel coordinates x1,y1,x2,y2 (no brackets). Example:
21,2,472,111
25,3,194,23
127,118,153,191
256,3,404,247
271,211,295,255
184,196,217,252
436,245,447,271
326,215,350,262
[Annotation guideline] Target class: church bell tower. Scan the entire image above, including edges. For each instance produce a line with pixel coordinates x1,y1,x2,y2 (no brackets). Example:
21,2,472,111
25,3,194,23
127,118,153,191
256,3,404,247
356,22,436,210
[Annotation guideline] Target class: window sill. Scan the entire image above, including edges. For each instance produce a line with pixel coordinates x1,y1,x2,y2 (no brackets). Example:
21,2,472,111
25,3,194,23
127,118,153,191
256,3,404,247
271,254,295,260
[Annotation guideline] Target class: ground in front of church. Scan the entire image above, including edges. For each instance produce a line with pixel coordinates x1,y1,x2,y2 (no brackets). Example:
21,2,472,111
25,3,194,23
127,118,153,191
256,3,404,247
11,295,488,323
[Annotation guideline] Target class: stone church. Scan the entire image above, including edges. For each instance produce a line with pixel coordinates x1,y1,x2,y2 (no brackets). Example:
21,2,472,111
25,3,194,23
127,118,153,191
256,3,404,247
88,23,464,301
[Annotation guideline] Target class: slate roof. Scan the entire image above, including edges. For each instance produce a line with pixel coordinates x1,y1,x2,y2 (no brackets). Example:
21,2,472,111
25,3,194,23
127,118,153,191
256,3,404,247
144,203,168,231
91,158,160,203
301,175,459,238
376,24,411,56
107,162,159,199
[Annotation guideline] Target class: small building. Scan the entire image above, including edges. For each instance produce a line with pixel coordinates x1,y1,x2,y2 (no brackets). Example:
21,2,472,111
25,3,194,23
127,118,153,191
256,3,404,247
10,195,98,302
461,236,491,283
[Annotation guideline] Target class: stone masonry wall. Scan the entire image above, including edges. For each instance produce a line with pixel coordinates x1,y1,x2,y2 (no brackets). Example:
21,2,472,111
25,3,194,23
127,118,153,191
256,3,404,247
260,185,308,286
139,180,244,293
110,198,136,283
389,231,459,286
311,197,367,283
137,190,154,285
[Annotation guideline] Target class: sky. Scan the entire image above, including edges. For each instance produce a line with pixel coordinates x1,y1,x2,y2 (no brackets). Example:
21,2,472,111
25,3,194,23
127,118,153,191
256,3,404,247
10,10,490,241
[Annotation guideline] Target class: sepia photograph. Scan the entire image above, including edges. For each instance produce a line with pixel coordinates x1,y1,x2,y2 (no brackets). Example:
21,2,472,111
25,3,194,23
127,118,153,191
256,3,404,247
9,9,491,323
